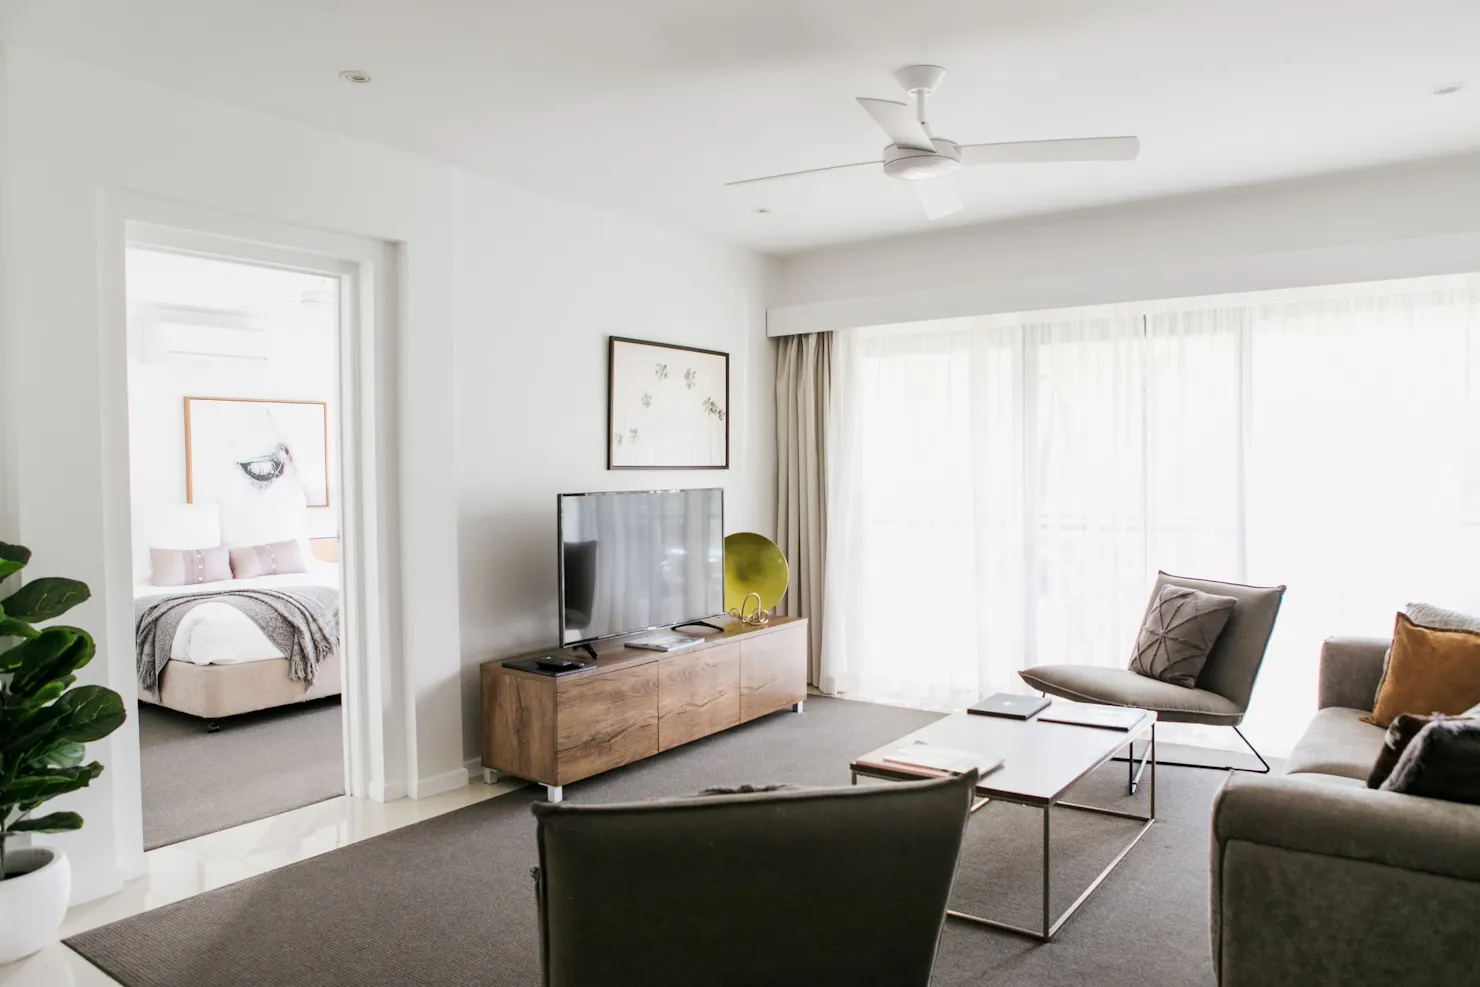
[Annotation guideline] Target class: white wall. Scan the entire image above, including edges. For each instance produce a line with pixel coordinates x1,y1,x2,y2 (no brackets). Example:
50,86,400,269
770,151,1480,334
0,46,460,903
0,45,776,903
452,174,775,763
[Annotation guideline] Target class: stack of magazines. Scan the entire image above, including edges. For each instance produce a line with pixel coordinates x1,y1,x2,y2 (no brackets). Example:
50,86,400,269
883,742,1002,776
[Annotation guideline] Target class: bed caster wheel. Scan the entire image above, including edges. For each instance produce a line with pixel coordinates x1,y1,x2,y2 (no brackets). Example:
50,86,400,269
206,720,222,733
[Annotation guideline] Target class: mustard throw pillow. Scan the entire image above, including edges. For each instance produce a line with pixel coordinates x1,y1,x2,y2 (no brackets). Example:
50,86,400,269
1364,613,1480,728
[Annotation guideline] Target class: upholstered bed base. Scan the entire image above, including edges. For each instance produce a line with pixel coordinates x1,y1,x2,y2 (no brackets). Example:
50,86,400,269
139,653,342,721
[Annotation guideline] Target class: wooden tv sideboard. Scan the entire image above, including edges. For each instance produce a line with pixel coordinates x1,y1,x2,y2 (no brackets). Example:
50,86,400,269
480,616,808,801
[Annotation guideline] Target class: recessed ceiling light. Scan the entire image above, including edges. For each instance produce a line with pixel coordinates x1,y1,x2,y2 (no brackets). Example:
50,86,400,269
339,70,373,85
1432,83,1463,96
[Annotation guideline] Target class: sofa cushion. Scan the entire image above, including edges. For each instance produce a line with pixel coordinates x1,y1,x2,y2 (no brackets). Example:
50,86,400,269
1370,603,1480,705
1365,613,1480,727
1144,572,1284,710
1285,706,1387,781
1380,717,1480,804
1128,584,1238,687
1018,665,1244,724
1368,713,1438,789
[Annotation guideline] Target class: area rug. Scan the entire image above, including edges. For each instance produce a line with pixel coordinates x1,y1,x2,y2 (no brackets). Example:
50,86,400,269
138,698,344,849
75,696,1223,986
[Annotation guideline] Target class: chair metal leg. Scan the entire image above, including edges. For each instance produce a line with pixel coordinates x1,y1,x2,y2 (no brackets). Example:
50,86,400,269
1232,725,1271,775
1113,723,1269,779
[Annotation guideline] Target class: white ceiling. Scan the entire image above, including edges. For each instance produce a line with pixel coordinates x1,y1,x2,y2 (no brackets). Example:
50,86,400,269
3,1,1478,253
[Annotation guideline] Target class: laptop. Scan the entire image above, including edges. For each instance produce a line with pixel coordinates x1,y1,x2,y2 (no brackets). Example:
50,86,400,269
967,692,1052,720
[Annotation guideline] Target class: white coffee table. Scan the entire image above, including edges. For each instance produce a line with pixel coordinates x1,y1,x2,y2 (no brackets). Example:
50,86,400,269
850,705,1156,942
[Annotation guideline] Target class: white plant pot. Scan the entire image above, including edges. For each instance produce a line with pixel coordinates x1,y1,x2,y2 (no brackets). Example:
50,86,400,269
0,846,72,965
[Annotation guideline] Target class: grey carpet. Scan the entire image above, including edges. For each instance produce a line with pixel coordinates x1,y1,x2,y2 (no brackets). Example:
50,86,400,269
138,698,344,849
75,696,1223,986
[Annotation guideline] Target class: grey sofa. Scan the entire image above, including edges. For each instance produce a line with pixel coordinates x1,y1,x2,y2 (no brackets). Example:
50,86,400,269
1211,636,1480,986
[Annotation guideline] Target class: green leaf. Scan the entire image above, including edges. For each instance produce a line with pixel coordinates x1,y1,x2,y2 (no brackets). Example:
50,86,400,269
0,701,71,756
0,617,39,640
0,627,74,676
34,741,85,769
4,763,104,803
14,680,68,711
0,542,32,580
2,686,118,762
54,685,127,743
0,577,90,622
11,811,84,834
10,628,95,697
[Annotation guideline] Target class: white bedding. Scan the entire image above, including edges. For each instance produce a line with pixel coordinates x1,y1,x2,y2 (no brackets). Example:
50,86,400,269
134,563,340,666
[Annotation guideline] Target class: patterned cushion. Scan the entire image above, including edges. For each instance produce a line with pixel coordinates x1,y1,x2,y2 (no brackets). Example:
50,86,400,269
1128,584,1238,688
228,539,308,579
150,545,232,586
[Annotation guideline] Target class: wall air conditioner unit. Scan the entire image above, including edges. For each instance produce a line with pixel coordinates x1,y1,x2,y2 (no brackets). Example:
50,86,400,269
136,304,269,363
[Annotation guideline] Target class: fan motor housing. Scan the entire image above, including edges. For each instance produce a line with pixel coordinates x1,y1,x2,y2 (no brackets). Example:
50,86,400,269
883,140,962,181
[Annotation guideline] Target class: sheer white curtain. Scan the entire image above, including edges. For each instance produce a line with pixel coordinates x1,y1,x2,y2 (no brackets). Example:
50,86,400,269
822,274,1479,754
1235,279,1480,747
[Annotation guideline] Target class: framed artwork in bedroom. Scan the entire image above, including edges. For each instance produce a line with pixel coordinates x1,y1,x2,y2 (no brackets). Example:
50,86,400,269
607,336,729,470
184,397,331,508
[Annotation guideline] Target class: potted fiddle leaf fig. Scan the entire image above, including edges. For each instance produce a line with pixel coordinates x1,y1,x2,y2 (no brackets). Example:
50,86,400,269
0,542,126,964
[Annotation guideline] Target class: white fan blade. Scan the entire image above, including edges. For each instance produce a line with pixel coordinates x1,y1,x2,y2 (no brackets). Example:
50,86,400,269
914,178,963,220
726,160,880,187
959,136,1140,165
857,98,935,152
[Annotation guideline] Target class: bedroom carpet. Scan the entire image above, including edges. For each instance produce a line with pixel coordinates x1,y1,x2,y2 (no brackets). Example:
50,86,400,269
76,696,1224,986
138,698,344,849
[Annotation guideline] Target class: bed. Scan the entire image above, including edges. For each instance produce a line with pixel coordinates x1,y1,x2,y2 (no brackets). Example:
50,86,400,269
135,561,342,725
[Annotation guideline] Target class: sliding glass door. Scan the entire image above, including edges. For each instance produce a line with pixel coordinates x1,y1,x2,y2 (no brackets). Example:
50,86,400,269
822,274,1479,753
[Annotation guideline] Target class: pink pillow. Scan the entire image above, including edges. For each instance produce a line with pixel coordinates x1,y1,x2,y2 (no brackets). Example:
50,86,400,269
151,546,232,586
229,540,308,579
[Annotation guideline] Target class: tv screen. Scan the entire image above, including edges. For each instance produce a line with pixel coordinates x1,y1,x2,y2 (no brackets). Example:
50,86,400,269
558,488,724,646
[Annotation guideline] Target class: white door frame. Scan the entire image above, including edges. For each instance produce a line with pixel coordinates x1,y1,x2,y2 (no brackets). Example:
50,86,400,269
99,193,403,830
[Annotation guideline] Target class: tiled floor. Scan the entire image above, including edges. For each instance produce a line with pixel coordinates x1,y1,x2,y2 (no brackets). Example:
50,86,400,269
0,776,525,987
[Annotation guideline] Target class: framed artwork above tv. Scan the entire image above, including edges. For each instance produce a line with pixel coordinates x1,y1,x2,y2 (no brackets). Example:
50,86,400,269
607,336,729,470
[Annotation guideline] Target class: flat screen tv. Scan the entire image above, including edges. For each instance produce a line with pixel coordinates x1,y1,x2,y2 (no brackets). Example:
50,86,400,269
557,488,724,647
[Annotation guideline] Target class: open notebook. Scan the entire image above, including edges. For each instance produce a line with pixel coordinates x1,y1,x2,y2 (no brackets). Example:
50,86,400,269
883,742,1002,776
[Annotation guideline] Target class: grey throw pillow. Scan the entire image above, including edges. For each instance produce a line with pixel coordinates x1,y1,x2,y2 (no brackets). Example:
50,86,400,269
1128,584,1238,688
1379,717,1480,805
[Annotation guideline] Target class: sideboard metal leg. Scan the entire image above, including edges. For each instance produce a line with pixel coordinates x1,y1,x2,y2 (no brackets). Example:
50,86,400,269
545,785,564,803
793,699,805,713
481,767,500,785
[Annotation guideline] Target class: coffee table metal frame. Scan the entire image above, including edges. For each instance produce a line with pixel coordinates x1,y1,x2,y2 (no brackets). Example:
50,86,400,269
850,718,1155,943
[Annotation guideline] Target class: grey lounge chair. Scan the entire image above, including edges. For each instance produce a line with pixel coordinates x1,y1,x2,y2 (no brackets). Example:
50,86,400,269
1020,571,1285,788
530,771,978,987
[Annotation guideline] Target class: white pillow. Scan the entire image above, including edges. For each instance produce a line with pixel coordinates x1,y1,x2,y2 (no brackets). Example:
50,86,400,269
148,503,222,549
219,491,314,560
138,504,222,583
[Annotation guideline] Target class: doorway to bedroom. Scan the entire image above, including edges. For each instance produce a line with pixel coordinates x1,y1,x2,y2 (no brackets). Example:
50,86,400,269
124,243,349,850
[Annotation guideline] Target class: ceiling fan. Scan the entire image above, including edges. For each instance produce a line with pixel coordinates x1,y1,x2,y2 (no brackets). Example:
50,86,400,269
727,65,1140,220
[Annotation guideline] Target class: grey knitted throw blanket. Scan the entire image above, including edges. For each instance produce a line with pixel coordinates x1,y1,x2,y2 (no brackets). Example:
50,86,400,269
135,585,340,692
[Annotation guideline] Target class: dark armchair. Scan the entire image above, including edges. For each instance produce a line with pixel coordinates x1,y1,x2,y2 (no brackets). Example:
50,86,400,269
530,771,978,987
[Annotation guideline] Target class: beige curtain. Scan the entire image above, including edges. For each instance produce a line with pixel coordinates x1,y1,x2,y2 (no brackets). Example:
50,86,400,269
775,331,831,686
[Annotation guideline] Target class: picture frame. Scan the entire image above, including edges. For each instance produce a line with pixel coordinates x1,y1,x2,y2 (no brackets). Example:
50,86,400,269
607,336,729,470
184,396,331,508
